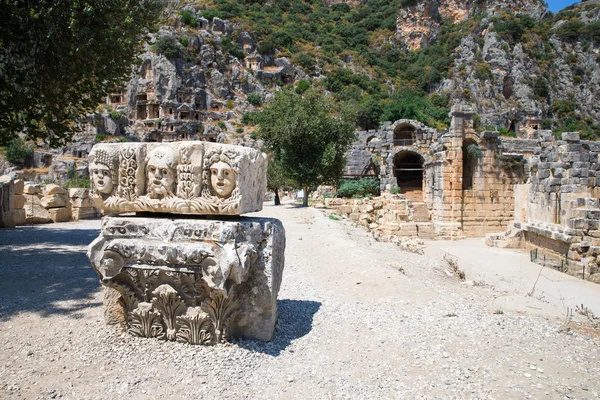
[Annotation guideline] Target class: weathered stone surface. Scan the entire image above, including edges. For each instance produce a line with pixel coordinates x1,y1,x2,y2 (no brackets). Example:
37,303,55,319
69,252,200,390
13,194,25,209
0,178,15,228
13,179,24,195
12,208,26,225
25,203,51,223
40,193,69,209
72,207,99,220
48,206,72,223
70,188,90,199
87,216,285,343
44,184,67,196
89,142,267,216
23,184,42,195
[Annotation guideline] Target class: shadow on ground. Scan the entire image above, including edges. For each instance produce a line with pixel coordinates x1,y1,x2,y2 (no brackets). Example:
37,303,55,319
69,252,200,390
235,299,321,356
0,225,102,321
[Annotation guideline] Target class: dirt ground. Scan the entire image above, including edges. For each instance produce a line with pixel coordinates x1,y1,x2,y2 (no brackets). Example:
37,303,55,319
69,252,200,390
0,202,599,399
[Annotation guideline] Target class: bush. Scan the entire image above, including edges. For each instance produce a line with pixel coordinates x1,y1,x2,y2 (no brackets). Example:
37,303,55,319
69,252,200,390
242,111,259,125
295,79,311,95
247,93,262,106
217,120,226,130
152,35,180,59
390,186,401,195
108,111,125,120
5,138,34,166
94,133,106,143
532,76,550,99
336,178,380,198
179,10,198,27
226,99,235,109
474,62,493,82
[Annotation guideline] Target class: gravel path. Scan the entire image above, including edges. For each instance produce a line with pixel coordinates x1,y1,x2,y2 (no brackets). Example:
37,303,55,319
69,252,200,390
1,203,599,399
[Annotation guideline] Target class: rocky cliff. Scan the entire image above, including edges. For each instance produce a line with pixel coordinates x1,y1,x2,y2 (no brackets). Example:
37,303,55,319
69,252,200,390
86,0,600,146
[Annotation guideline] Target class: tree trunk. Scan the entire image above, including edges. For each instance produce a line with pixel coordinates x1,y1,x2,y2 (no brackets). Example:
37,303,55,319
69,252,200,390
273,188,281,206
302,187,310,207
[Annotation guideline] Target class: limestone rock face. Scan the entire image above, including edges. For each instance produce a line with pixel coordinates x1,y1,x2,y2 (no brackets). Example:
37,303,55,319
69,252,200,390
87,216,285,343
88,141,267,216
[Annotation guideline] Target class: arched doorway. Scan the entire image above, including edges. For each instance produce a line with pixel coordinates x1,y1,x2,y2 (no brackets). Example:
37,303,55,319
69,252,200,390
393,123,416,146
393,151,424,198
462,139,479,190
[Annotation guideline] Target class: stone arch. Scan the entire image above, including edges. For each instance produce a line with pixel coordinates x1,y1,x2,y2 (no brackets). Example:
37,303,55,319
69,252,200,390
366,135,376,144
393,122,417,146
393,150,424,191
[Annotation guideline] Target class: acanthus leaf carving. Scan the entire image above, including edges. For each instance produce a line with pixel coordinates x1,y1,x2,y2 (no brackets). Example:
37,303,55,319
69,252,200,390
201,289,238,344
176,307,216,345
128,302,165,339
151,284,186,341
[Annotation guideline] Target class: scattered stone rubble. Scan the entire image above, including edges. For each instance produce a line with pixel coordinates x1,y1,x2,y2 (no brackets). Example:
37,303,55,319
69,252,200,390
87,141,285,344
0,175,100,226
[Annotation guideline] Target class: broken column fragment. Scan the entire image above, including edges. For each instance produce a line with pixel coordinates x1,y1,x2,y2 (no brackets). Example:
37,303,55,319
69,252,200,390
87,141,285,345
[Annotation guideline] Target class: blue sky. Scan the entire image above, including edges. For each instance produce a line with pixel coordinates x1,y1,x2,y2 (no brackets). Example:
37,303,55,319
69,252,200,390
546,0,580,12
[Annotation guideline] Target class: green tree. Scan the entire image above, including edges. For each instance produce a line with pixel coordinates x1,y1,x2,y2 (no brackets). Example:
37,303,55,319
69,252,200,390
256,90,356,207
0,0,163,147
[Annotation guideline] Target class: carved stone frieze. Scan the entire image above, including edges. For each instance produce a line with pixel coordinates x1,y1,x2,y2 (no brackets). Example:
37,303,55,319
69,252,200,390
87,216,285,344
88,142,267,216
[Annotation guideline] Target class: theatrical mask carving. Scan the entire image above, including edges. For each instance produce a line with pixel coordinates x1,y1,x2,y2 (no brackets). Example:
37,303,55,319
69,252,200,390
89,148,118,198
210,161,236,198
146,146,178,199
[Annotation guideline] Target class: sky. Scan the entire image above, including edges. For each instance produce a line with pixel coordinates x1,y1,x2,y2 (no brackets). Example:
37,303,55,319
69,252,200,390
546,0,581,12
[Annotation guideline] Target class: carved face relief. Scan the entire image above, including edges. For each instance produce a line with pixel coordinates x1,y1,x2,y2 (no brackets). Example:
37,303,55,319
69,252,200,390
146,147,177,199
210,160,236,198
90,162,113,194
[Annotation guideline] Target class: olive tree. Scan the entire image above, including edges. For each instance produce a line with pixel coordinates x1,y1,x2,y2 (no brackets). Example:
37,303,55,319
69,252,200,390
255,89,356,207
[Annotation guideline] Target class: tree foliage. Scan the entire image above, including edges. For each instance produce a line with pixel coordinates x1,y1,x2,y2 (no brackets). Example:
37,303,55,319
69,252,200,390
0,0,163,147
255,89,356,206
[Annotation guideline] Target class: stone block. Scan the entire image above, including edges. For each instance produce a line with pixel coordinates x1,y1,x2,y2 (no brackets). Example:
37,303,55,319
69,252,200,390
44,184,67,196
12,208,26,225
71,197,95,208
23,184,42,195
70,188,90,199
89,142,267,216
40,193,69,209
87,216,285,343
561,132,580,142
13,194,25,209
72,207,99,221
13,179,24,195
25,204,51,224
0,179,15,228
48,206,72,222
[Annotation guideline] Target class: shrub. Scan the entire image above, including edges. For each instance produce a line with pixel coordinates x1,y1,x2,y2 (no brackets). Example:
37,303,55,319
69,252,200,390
108,111,125,120
152,35,180,59
295,79,311,95
466,143,483,160
235,127,244,134
336,178,379,198
247,93,262,106
226,99,235,109
474,62,493,82
94,133,106,143
390,186,401,195
292,52,315,71
5,138,34,166
217,120,226,130
532,76,550,99
179,9,198,27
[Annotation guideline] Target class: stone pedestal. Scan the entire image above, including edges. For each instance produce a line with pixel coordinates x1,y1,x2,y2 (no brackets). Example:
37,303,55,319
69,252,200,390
88,216,285,344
